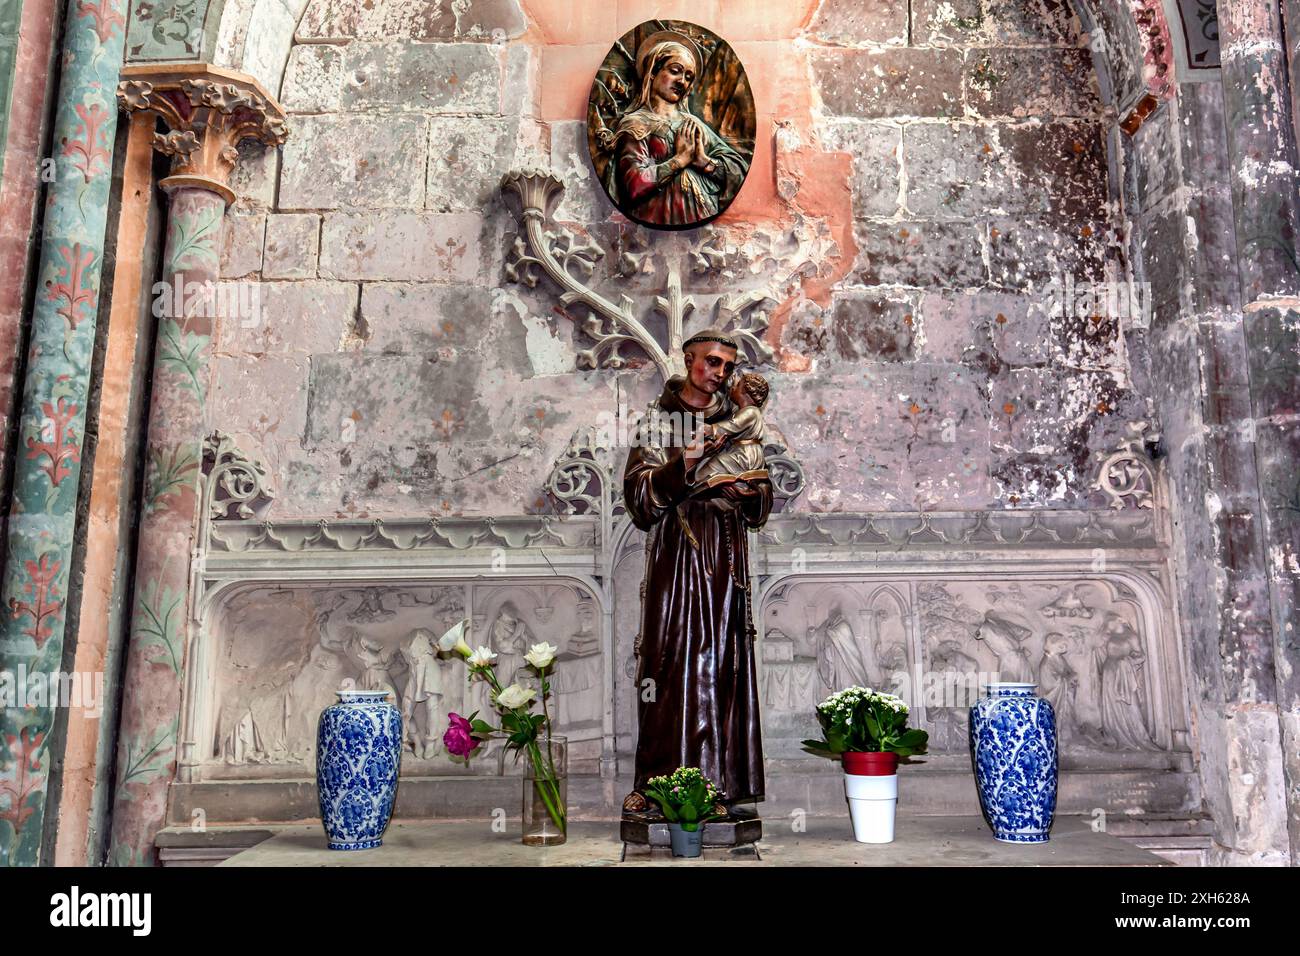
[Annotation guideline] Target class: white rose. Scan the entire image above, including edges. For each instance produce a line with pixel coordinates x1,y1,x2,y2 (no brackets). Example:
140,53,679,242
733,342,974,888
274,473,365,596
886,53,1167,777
436,619,473,657
467,646,498,668
524,642,559,670
495,684,537,710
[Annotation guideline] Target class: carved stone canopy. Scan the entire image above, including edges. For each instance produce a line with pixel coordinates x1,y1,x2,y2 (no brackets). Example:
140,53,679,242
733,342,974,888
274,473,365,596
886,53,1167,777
117,64,288,205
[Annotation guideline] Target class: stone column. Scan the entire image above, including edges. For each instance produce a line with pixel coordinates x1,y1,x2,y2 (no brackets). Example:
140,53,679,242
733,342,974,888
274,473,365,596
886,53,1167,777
52,109,160,866
1217,0,1300,863
1282,0,1300,157
0,0,126,867
108,66,285,866
0,0,60,520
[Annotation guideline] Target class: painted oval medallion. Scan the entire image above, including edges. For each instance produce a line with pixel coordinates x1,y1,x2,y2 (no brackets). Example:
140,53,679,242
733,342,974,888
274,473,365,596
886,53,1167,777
586,19,755,230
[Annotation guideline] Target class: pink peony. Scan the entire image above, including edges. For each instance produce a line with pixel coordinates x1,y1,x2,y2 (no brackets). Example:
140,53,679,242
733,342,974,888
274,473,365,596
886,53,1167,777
444,713,479,758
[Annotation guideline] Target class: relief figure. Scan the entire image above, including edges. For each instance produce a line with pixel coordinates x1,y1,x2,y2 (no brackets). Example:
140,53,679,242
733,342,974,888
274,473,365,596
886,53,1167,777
1096,613,1160,750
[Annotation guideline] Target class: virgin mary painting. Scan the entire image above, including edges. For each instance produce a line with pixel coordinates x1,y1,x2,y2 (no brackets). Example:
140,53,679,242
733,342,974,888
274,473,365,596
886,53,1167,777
588,23,755,229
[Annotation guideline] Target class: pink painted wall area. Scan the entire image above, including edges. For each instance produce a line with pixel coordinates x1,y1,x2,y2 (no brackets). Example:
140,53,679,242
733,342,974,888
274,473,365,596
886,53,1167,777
0,0,60,542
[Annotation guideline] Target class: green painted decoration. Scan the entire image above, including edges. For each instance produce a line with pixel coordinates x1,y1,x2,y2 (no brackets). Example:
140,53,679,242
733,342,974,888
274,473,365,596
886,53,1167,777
0,0,128,866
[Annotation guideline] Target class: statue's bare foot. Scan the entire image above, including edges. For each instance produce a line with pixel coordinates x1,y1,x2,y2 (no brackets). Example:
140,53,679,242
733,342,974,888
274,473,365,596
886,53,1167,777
622,790,665,820
718,800,757,821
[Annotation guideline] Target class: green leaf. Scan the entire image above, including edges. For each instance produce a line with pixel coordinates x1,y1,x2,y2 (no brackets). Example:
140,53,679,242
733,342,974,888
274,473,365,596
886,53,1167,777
646,792,680,823
157,324,211,401
800,738,838,757
898,728,929,750
864,714,881,742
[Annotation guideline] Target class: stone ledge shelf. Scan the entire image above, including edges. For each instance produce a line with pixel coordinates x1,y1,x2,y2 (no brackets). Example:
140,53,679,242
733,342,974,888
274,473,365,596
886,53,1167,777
213,817,1170,867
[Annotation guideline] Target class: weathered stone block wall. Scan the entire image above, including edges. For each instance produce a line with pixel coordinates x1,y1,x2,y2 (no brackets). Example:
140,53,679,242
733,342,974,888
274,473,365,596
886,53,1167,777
69,0,1289,865
1125,56,1298,864
204,0,1155,520
132,0,1241,856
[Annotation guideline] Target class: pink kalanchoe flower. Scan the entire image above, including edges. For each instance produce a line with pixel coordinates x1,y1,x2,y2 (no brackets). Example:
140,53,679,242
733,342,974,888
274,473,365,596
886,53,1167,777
444,712,478,758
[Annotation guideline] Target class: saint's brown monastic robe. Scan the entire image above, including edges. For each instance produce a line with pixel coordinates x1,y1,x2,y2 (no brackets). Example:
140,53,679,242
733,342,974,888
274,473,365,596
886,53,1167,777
623,377,772,802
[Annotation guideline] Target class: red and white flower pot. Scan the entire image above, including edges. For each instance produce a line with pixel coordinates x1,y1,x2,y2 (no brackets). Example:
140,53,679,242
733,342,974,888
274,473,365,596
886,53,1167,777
842,751,899,844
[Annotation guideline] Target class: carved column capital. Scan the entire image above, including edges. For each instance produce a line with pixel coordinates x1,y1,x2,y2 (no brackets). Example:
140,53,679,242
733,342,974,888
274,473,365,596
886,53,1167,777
116,64,287,205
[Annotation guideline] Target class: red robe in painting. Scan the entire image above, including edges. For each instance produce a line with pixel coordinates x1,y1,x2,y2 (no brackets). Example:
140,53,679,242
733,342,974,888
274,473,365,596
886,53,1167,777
607,111,749,227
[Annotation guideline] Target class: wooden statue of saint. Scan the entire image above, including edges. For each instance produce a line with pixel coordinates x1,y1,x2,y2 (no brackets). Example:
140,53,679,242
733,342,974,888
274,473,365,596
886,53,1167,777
621,331,772,817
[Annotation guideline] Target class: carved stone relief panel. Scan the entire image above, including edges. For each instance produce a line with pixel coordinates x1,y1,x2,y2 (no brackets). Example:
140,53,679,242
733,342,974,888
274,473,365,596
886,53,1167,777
470,582,605,774
917,578,1175,757
212,587,329,768
760,580,919,757
206,579,602,779
758,574,1185,763
211,584,465,774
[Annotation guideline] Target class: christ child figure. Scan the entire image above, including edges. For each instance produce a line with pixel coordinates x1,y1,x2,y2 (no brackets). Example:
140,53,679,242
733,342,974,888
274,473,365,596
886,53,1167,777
691,372,770,494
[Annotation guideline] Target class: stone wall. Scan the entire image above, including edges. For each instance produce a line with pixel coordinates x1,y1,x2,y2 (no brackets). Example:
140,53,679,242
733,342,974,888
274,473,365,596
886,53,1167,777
1124,36,1298,865
203,0,1154,519
139,0,1211,842
72,0,1296,866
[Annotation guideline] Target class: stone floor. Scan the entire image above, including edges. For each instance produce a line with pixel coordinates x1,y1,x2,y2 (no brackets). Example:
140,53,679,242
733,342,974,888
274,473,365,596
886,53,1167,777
220,815,1169,866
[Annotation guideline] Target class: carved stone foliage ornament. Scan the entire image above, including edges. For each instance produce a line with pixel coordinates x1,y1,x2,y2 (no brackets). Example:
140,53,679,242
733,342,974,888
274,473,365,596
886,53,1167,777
203,431,275,520
502,170,774,380
1092,421,1160,509
116,64,288,204
587,20,755,229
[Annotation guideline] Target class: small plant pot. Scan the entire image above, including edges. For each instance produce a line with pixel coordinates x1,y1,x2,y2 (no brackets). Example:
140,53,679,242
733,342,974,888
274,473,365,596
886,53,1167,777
842,751,899,844
668,823,704,858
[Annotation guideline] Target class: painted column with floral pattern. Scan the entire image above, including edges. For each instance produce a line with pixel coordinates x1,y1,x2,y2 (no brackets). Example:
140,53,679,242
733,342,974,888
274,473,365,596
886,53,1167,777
108,67,285,866
0,0,126,867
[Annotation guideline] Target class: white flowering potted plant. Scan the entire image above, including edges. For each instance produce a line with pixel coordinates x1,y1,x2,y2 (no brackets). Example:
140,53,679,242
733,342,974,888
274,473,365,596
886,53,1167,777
436,620,568,846
644,767,726,858
802,686,928,843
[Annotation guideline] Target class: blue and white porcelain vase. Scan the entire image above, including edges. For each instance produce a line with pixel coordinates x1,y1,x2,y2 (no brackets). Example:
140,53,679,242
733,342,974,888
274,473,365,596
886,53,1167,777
969,682,1057,843
316,690,402,850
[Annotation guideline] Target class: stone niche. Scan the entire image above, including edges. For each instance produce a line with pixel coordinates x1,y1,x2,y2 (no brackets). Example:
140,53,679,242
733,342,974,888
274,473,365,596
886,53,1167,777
172,511,612,826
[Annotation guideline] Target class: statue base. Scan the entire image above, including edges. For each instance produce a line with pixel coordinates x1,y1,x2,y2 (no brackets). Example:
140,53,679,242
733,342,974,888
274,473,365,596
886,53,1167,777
619,806,762,847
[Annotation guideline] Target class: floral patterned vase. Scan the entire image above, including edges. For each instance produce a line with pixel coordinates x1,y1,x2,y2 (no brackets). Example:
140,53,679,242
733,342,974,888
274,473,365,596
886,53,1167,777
969,682,1057,843
316,690,402,850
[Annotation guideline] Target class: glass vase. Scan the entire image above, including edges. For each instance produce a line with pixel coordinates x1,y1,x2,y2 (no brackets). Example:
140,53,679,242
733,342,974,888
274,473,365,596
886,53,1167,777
522,735,567,846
